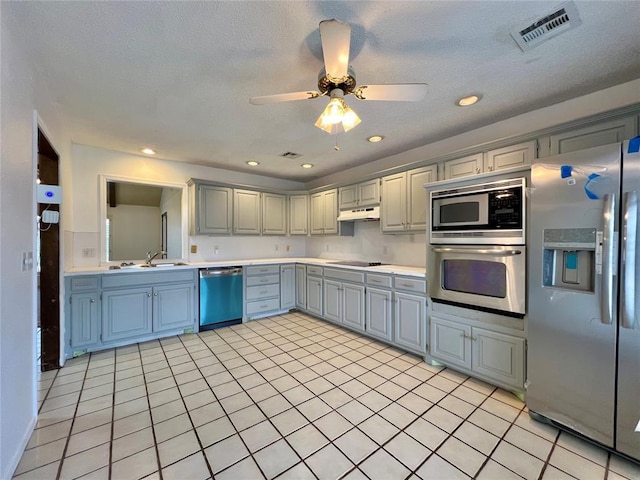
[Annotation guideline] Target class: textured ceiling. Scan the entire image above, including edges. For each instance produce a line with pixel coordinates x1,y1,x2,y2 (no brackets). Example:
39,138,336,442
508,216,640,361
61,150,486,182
7,1,640,182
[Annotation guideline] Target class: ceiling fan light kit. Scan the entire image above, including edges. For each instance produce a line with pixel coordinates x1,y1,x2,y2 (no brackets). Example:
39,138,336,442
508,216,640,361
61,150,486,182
249,19,427,138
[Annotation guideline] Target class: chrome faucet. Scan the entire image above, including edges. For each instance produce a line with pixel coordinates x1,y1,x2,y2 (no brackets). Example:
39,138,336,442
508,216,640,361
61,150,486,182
146,250,165,266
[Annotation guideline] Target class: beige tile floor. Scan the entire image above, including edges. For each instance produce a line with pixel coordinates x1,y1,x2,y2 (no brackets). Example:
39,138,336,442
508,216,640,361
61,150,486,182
15,312,640,480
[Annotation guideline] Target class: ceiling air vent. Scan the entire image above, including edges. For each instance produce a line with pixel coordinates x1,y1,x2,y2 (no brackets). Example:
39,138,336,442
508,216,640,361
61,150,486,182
280,152,302,159
511,1,581,52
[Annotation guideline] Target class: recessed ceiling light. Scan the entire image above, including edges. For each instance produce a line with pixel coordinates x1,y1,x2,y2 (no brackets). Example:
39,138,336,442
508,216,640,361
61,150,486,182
246,161,260,166
141,147,156,155
301,163,314,169
456,95,481,107
368,135,384,143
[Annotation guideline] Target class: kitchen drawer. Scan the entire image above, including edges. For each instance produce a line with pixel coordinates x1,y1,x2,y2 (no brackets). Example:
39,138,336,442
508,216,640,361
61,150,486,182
323,268,364,283
394,276,426,294
307,266,323,276
246,297,280,315
246,284,280,301
246,265,280,276
246,274,280,286
70,276,99,291
366,274,392,289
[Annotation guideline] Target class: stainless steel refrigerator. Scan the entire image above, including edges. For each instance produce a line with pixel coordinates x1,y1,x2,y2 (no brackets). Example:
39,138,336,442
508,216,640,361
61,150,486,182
528,140,640,462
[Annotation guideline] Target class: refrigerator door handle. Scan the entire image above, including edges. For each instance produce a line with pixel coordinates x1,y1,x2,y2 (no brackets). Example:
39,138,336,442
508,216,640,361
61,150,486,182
601,193,616,325
621,191,638,329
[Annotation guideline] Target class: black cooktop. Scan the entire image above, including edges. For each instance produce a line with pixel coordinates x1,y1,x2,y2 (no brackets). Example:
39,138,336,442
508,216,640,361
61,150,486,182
329,261,386,267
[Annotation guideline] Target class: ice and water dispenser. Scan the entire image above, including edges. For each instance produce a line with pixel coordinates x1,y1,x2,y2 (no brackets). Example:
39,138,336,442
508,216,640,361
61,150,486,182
542,228,599,292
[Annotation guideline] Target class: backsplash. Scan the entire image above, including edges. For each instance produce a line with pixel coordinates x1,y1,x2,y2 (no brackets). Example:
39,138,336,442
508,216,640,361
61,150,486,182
187,235,306,262
306,221,427,267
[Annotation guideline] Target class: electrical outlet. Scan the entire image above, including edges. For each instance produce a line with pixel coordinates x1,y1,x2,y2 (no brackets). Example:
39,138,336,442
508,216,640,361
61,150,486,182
383,246,388,255
410,234,415,243
286,244,290,252
191,245,198,254
22,252,33,272
214,246,220,255
326,244,329,252
82,248,96,258
275,244,279,251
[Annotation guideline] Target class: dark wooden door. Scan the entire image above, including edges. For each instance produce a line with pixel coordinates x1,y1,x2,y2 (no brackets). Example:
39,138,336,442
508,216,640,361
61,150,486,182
38,129,60,372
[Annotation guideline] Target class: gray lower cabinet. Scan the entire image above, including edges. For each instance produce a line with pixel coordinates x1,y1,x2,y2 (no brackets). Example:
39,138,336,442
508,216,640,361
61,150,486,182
102,287,153,343
70,291,100,349
323,279,342,323
306,271,323,317
153,283,196,333
65,270,197,358
245,265,282,318
394,291,427,353
365,287,392,342
342,283,365,332
280,264,295,310
295,264,307,309
430,315,525,391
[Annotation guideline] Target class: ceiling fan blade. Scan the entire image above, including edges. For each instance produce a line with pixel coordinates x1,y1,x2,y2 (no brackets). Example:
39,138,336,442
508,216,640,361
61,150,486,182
353,84,428,101
319,19,351,81
249,91,320,105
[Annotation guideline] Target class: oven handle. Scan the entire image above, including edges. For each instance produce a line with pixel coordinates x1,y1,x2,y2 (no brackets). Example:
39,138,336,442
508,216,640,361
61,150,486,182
430,247,522,256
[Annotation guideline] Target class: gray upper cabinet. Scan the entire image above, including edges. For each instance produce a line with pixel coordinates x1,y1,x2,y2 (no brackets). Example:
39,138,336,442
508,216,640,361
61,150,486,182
443,153,484,179
262,192,287,235
339,179,380,209
311,189,346,236
484,141,535,172
234,189,261,235
381,165,437,233
288,195,308,235
192,183,233,235
544,116,638,156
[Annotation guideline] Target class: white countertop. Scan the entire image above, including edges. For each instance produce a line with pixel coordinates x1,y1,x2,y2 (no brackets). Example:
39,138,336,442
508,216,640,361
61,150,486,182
65,257,426,278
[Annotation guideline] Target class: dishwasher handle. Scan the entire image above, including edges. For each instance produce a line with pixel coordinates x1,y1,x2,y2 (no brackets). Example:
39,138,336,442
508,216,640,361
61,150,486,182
200,267,243,277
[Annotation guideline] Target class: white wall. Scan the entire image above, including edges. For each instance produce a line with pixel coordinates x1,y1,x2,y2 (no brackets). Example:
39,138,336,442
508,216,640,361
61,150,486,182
69,144,306,266
306,222,426,267
160,188,182,259
108,205,162,261
0,6,72,478
188,234,306,262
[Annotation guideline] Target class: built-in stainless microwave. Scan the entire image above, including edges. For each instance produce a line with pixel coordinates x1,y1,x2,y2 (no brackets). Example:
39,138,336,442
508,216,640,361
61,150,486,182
430,177,526,245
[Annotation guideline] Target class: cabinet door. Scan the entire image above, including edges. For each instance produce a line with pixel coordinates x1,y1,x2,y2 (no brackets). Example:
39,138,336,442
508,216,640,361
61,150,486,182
471,327,525,389
323,279,343,323
443,153,484,179
102,288,153,342
406,165,437,231
365,287,392,341
289,195,308,235
153,283,195,332
234,189,261,234
199,185,232,234
323,189,339,235
307,276,323,316
310,193,325,235
280,265,296,310
339,184,358,210
381,173,406,232
358,179,380,207
393,292,427,353
262,193,287,235
70,292,100,348
430,316,471,369
484,141,536,172
343,283,365,332
549,116,637,155
295,264,307,309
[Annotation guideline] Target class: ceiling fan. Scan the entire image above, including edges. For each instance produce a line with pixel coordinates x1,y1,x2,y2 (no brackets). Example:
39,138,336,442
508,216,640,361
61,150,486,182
249,19,428,135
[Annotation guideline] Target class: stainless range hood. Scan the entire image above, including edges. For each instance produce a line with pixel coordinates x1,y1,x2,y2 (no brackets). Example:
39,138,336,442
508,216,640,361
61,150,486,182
337,206,380,222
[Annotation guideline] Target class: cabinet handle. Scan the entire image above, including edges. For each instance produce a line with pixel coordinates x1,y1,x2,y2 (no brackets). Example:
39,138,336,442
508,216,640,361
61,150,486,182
90,299,95,303
400,283,413,288
260,304,268,309
370,279,381,283
154,292,159,297
260,279,268,283
471,336,477,341
260,290,268,294
488,166,493,171
147,293,152,297
260,269,268,272
475,167,481,174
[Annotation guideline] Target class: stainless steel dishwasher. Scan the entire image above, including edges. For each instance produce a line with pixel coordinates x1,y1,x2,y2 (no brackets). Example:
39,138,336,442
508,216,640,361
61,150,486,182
199,267,243,330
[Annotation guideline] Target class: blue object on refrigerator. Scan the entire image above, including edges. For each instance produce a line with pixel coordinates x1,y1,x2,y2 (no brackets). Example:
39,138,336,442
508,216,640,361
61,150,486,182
199,267,243,329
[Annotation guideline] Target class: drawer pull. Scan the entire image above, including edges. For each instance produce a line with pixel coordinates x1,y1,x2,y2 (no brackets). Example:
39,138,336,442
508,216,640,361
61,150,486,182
260,304,268,309
90,299,95,303
371,279,381,283
260,290,268,294
260,269,268,272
